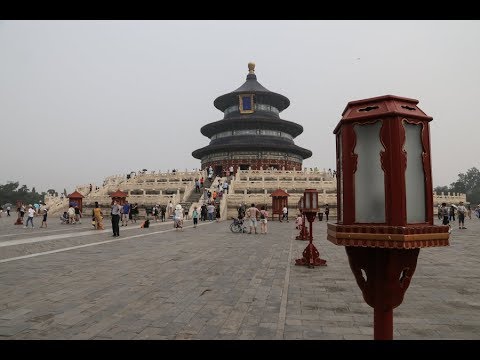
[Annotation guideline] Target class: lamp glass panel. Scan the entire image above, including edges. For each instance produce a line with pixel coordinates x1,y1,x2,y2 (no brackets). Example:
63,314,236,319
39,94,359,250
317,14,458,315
404,122,426,223
354,121,386,223
312,193,318,209
305,194,311,209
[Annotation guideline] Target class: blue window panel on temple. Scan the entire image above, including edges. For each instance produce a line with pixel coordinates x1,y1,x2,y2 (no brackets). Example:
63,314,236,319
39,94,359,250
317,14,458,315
242,96,252,110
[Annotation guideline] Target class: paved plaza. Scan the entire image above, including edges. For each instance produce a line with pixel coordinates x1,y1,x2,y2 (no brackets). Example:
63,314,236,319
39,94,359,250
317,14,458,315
0,213,479,340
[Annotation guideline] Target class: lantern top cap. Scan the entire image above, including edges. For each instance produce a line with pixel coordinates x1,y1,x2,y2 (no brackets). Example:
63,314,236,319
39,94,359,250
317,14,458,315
344,94,418,110
334,94,433,134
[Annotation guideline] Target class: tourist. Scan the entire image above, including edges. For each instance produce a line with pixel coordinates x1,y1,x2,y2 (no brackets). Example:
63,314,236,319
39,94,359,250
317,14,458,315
201,203,207,221
295,213,303,230
281,205,288,222
192,206,199,228
74,206,82,224
122,201,130,226
174,204,183,231
441,202,450,231
324,204,330,221
246,203,260,234
259,205,269,234
207,203,215,221
93,202,104,230
215,204,221,222
195,179,200,193
6,205,11,216
168,200,174,218
20,204,26,220
160,205,166,222
153,205,159,222
68,205,76,224
61,211,69,224
467,203,472,220
111,200,121,237
449,205,456,222
24,205,35,228
457,201,467,229
131,203,138,223
200,177,204,188
237,204,245,219
40,208,48,228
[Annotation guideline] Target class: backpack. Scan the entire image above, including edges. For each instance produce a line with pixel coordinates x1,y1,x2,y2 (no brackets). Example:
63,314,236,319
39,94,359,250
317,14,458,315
260,212,265,220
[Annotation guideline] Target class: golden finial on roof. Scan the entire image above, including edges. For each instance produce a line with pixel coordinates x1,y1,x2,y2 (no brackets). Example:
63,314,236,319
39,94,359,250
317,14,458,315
248,62,255,74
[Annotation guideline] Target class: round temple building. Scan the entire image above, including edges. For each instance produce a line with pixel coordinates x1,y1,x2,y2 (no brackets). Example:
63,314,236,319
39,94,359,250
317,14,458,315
192,63,312,175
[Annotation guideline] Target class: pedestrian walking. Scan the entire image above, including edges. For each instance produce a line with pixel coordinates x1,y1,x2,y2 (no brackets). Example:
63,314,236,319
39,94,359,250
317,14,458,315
192,206,199,228
24,205,35,228
40,208,48,228
111,200,121,237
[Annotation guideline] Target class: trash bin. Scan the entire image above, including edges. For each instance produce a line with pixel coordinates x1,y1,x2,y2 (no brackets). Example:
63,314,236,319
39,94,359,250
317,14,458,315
318,212,323,221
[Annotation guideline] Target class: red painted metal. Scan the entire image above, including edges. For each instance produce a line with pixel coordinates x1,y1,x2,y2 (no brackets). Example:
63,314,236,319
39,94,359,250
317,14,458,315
330,95,449,340
295,211,327,267
342,124,356,225
345,247,419,340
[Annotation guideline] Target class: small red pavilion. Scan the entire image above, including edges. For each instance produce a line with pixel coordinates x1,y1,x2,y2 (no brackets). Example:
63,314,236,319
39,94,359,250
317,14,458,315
67,191,84,212
270,189,289,221
110,189,128,205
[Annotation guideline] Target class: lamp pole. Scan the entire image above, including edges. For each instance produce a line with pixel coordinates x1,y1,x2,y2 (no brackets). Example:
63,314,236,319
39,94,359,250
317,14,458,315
295,189,327,268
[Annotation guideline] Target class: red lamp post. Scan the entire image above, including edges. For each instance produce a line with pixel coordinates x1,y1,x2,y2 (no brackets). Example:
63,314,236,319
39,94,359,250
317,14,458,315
295,189,327,268
295,196,308,240
328,95,449,339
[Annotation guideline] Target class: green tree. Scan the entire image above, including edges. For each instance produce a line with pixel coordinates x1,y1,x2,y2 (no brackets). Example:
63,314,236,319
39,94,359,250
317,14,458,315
449,167,480,204
434,185,449,194
0,181,46,206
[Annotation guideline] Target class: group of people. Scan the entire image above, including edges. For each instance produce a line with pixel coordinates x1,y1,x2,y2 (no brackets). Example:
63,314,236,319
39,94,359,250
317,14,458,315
6,203,49,228
237,203,269,234
439,201,469,230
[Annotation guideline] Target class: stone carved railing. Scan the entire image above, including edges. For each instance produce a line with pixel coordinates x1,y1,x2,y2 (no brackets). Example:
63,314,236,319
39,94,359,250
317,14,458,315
433,191,467,205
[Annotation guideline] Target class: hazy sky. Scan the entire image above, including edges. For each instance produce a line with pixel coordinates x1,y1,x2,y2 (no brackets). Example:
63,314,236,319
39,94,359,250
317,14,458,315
1,20,479,194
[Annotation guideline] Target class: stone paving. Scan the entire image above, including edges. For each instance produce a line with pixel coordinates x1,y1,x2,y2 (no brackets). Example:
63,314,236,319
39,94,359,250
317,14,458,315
0,212,479,340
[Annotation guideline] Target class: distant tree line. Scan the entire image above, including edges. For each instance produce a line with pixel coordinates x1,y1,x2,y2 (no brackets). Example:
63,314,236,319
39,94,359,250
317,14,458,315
434,167,480,205
0,181,50,207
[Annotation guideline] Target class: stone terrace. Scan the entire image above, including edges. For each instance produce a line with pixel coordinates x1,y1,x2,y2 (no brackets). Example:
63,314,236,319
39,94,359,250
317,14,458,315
0,213,478,339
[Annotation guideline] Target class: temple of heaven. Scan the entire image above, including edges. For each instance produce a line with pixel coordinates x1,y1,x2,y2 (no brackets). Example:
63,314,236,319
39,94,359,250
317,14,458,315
192,62,312,175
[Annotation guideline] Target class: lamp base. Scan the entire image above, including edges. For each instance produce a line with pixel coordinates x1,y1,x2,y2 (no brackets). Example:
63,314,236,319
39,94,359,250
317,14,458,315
295,243,327,268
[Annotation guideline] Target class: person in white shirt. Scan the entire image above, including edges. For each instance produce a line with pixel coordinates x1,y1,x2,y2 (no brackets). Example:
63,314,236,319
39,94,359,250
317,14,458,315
457,201,467,229
68,206,76,224
24,205,36,228
281,206,289,222
174,205,184,231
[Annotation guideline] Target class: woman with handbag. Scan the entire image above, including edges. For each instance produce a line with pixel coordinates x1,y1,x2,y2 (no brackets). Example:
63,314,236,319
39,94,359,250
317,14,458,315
259,206,269,234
